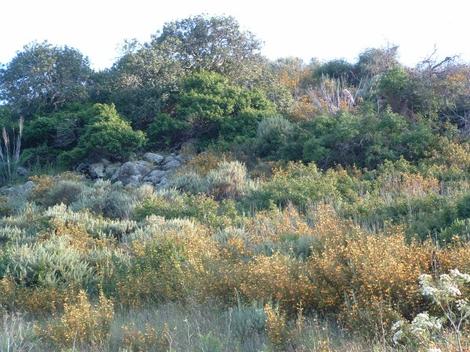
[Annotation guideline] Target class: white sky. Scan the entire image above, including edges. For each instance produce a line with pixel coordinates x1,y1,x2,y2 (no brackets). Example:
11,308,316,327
1,0,469,70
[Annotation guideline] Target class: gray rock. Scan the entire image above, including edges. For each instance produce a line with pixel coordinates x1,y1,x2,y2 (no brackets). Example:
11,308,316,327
89,162,105,179
100,158,111,167
76,163,89,174
162,157,181,170
143,152,165,164
143,169,167,184
104,163,121,178
111,160,153,185
156,177,169,188
5,180,35,198
127,175,143,186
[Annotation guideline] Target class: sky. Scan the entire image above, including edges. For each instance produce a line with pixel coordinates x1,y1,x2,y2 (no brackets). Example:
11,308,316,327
1,0,469,70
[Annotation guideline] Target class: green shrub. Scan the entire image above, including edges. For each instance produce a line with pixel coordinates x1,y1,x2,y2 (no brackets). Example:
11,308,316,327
153,71,276,148
134,191,219,225
3,235,93,289
59,104,146,166
206,161,250,200
171,160,251,200
457,194,470,218
23,104,97,164
246,162,341,210
41,180,85,207
147,112,189,149
72,181,136,219
170,171,206,194
118,237,188,304
440,218,470,242
297,109,437,168
377,67,412,114
255,116,294,158
314,59,356,84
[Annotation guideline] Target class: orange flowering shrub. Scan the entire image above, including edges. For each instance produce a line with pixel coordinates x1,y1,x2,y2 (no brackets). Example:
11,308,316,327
41,290,114,348
433,243,470,274
244,204,313,247
264,303,290,351
306,205,434,334
0,276,77,314
290,95,317,121
182,150,232,176
240,254,313,311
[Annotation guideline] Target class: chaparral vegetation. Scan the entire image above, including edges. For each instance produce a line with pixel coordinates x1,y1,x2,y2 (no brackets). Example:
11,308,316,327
0,14,469,352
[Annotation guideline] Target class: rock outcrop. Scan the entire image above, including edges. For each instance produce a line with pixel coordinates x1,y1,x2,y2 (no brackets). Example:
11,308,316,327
76,152,185,188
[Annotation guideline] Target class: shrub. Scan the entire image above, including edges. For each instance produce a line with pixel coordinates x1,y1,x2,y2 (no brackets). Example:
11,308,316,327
377,66,413,114
182,150,228,176
3,235,93,289
171,157,249,199
120,323,170,351
156,71,276,147
101,190,136,219
392,269,470,352
306,205,433,335
246,162,341,210
41,290,114,348
133,191,228,227
147,112,189,149
314,59,356,84
206,160,250,200
71,180,137,219
116,238,187,306
22,104,98,165
42,179,85,207
264,303,290,351
227,304,266,340
170,171,207,194
59,103,146,166
299,110,436,168
255,116,294,158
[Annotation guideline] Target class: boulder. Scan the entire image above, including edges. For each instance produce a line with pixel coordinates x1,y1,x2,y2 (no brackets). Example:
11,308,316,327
104,162,121,178
111,160,153,185
76,162,89,175
156,176,169,188
4,180,35,198
89,162,106,179
143,152,165,165
162,156,182,170
143,169,167,185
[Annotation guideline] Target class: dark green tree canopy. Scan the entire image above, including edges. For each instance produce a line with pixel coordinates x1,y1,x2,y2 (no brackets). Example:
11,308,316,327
98,15,267,128
0,42,92,117
152,15,263,78
147,71,276,148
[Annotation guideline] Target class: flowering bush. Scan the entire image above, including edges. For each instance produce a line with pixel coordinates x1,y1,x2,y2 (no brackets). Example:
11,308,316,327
41,290,114,348
392,269,470,352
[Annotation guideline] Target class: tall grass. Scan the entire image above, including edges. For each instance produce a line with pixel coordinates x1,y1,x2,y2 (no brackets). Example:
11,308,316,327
0,117,23,184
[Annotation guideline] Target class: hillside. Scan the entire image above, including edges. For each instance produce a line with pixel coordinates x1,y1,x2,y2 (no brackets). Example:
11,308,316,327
0,15,469,352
